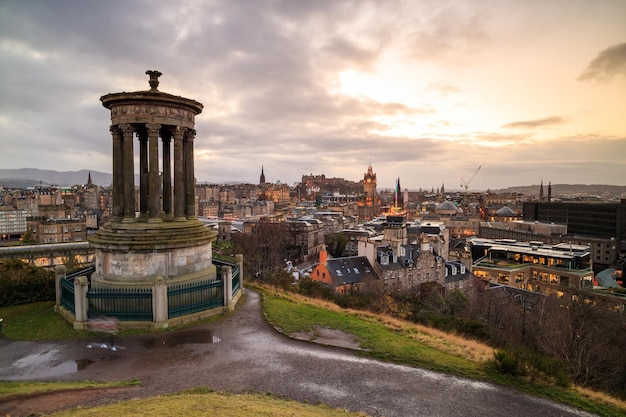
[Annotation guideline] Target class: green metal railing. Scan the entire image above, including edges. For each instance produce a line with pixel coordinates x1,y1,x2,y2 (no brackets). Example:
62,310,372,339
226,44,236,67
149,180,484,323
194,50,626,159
214,259,241,298
60,265,94,316
168,279,224,318
232,265,240,296
87,287,153,321
60,277,75,315
66,265,95,280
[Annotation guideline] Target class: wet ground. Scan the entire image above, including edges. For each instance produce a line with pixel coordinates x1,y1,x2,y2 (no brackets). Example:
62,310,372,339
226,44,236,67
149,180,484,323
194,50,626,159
0,290,598,417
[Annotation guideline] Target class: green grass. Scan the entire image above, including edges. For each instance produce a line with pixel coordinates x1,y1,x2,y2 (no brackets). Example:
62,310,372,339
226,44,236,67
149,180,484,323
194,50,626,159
262,292,481,378
50,389,369,417
0,300,231,341
0,379,140,399
0,302,90,340
3,291,626,416
259,288,626,417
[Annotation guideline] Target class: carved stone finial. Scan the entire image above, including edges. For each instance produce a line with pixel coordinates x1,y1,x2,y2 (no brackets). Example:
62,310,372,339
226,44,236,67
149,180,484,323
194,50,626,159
146,70,162,91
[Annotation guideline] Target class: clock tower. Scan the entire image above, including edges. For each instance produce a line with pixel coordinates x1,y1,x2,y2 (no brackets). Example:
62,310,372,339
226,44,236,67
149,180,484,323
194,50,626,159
363,162,378,205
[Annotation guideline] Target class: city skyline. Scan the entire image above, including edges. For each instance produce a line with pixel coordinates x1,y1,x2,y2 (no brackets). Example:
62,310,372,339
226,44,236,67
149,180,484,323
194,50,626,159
1,0,625,190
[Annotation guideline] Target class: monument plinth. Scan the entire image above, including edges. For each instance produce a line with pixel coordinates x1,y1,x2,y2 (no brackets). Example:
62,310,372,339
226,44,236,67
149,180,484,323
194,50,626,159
90,71,217,288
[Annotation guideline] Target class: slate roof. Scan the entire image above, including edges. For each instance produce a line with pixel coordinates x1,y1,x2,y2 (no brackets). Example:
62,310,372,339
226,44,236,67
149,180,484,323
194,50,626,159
596,268,620,289
376,244,444,270
495,206,516,216
444,261,472,283
326,256,378,286
436,201,458,212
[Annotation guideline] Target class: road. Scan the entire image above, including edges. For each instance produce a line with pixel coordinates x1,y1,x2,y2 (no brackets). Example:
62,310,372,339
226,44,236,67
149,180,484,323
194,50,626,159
0,290,596,417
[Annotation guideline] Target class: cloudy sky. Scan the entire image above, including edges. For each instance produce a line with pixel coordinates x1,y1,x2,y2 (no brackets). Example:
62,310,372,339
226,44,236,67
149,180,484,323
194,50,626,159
1,0,625,191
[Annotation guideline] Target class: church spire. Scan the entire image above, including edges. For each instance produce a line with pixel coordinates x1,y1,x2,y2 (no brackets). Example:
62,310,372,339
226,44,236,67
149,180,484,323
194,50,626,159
548,181,552,203
260,165,266,185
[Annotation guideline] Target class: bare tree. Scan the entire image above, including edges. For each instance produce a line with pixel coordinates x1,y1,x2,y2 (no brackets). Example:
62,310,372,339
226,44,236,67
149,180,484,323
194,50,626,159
535,295,621,387
232,219,290,279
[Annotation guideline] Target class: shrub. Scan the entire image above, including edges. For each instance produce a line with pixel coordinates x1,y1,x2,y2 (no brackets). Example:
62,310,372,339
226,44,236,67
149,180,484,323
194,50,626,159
490,347,570,387
492,350,522,376
298,278,334,300
0,259,55,307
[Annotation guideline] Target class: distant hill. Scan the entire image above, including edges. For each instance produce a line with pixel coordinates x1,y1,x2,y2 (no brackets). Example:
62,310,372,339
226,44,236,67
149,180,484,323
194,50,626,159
0,168,112,187
492,184,626,197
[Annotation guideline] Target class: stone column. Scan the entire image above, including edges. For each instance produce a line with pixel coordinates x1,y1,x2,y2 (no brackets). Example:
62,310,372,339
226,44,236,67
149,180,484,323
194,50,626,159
162,130,172,216
138,127,149,216
111,125,123,220
147,123,161,221
222,265,233,311
235,253,244,289
120,123,135,220
173,126,186,221
152,277,168,327
184,129,196,219
54,264,67,309
73,276,89,325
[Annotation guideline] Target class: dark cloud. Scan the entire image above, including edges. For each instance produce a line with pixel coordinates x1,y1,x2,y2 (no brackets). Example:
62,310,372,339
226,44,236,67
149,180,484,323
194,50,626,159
578,42,626,82
0,1,623,190
502,116,568,130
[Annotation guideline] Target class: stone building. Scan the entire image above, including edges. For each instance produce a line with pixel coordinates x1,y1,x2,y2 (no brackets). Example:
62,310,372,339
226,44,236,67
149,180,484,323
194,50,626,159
286,218,325,264
27,217,87,244
0,206,30,240
310,249,377,294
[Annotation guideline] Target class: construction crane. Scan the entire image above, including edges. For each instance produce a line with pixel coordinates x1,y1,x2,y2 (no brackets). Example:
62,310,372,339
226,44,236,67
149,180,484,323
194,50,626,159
460,163,484,190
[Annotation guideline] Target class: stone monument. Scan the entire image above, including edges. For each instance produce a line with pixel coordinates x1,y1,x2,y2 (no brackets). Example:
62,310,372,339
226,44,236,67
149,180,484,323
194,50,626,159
89,71,217,289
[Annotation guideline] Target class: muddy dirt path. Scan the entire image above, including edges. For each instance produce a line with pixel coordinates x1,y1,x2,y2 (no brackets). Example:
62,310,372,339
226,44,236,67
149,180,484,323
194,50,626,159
0,291,597,417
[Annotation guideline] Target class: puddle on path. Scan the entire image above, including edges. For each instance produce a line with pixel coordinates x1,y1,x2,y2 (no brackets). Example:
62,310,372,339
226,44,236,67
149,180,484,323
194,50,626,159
14,349,59,369
9,358,95,380
140,328,222,347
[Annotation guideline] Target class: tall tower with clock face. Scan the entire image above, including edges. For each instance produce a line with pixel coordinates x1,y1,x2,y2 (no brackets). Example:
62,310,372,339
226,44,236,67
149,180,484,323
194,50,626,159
363,162,378,205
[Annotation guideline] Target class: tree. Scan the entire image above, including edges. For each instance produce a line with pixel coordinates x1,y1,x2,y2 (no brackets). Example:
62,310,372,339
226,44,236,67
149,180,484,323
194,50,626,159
232,219,290,279
21,230,36,245
326,233,348,258
445,289,468,316
535,295,621,387
314,193,323,208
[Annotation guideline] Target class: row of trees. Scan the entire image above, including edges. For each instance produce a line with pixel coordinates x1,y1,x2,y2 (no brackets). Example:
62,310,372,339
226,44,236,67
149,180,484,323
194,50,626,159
470,285,626,393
